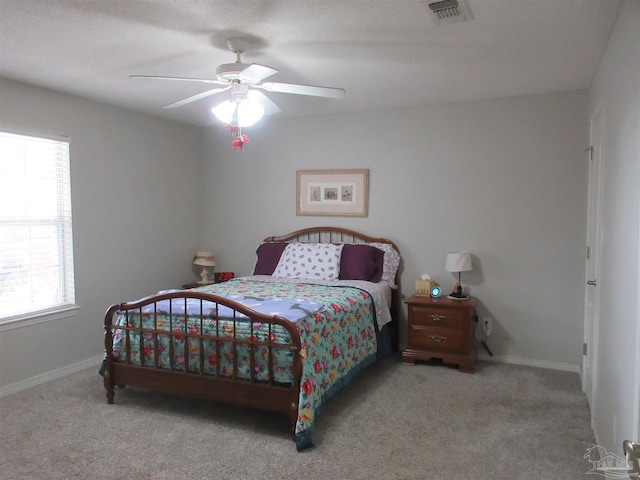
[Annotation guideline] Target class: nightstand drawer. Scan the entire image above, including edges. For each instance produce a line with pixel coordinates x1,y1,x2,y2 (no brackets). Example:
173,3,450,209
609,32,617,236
407,325,465,353
408,305,466,329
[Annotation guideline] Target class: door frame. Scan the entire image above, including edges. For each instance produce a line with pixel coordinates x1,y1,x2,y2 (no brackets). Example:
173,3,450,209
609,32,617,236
637,226,640,441
636,198,640,441
582,101,604,414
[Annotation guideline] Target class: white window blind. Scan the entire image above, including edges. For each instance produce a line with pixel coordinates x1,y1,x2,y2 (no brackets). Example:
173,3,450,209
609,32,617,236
0,131,75,320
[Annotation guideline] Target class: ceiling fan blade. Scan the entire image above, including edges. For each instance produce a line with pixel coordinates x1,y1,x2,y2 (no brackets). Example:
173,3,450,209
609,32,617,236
238,64,278,84
130,74,226,85
247,90,282,116
260,82,345,99
163,86,230,109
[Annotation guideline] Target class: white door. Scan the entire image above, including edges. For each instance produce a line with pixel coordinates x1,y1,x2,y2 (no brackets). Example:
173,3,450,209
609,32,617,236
582,103,604,411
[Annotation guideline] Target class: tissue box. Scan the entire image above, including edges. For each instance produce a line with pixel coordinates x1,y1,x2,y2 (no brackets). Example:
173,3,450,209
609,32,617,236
415,280,436,296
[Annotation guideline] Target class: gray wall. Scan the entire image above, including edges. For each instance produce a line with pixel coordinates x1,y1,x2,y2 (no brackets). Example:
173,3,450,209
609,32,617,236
202,90,589,369
0,79,203,389
0,82,589,391
588,0,640,455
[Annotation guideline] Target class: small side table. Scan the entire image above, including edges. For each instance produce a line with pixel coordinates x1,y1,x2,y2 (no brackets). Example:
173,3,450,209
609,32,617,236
182,282,213,289
402,294,478,373
182,272,234,289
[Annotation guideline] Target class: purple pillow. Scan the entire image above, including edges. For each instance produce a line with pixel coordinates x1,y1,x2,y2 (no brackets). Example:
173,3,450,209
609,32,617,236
339,244,384,282
253,242,288,275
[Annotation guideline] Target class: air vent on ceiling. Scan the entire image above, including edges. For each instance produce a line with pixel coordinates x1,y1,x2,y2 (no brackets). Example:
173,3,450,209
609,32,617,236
422,0,474,25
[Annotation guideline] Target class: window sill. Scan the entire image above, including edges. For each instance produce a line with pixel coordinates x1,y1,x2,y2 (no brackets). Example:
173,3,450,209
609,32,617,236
0,305,80,332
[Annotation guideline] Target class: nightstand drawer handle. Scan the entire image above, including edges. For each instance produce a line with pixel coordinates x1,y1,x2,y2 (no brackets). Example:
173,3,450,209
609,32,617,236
429,335,447,343
429,314,445,322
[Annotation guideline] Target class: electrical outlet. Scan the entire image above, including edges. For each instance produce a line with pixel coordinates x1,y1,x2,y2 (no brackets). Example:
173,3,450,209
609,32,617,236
482,316,492,336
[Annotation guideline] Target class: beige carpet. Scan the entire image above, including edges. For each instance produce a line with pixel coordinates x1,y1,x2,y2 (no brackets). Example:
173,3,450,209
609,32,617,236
0,354,595,479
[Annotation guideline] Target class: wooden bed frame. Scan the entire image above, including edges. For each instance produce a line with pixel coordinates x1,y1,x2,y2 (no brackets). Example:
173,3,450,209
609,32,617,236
103,226,399,442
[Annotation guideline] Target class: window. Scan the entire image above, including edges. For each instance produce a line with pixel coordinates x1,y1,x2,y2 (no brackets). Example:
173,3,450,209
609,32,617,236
0,131,75,321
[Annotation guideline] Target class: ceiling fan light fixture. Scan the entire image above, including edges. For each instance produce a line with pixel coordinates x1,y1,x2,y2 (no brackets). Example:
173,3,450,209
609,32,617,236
136,36,343,129
216,62,251,82
237,99,264,127
211,100,236,124
211,98,264,127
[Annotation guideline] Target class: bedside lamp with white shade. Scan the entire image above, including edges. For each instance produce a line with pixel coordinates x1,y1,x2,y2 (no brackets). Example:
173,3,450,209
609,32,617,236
193,251,216,284
445,252,473,300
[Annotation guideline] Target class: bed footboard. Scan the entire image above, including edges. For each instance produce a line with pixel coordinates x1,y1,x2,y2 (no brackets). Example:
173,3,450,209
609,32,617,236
103,291,303,429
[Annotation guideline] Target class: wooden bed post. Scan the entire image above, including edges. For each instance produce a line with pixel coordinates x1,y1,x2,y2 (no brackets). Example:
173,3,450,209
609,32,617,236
288,331,303,433
103,304,120,404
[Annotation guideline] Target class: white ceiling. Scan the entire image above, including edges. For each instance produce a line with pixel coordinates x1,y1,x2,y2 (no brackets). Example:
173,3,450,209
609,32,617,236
0,0,623,127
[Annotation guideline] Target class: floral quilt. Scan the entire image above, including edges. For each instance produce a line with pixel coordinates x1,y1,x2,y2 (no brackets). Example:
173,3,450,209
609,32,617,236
110,278,382,450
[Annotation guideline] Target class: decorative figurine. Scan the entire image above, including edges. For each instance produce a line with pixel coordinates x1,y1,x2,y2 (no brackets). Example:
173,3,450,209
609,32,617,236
232,134,249,152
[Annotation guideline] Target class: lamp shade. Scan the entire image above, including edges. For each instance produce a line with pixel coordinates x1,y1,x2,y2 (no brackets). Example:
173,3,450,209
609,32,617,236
211,101,236,124
237,98,264,126
211,98,264,127
193,251,215,267
445,252,472,272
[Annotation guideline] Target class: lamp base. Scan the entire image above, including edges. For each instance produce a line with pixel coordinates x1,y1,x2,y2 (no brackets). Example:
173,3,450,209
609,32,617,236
447,294,469,300
198,267,213,284
448,281,468,300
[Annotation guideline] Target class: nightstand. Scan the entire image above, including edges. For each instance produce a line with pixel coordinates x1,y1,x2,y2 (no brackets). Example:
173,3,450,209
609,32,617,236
402,294,477,373
182,282,212,289
182,272,234,289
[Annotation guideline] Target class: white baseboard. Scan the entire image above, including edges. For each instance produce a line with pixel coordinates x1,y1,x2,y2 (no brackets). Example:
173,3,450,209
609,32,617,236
592,417,602,446
478,350,581,373
0,351,582,398
0,355,103,398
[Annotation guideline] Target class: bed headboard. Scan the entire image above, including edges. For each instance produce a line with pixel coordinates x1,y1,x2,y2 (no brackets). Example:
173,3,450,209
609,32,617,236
263,226,400,285
263,226,398,250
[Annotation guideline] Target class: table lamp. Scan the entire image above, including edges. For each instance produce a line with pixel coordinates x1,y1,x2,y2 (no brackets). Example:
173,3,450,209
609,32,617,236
193,251,216,284
445,252,472,300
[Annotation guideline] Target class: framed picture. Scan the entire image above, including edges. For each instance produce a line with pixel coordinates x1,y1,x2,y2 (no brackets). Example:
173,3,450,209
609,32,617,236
296,169,369,217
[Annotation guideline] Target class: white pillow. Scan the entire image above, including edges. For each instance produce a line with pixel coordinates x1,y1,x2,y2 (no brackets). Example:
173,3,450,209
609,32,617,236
272,243,343,280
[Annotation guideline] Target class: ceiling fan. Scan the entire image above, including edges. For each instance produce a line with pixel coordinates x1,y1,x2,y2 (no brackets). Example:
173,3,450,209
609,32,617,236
131,37,345,127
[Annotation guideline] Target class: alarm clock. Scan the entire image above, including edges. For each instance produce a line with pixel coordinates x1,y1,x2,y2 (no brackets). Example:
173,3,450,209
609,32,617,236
430,285,442,297
214,271,234,283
